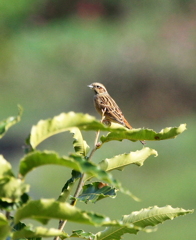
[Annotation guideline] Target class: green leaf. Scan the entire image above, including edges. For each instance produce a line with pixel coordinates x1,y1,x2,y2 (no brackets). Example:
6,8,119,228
13,228,96,240
71,127,90,156
0,193,29,212
58,170,81,203
12,220,26,231
99,147,158,172
19,151,137,200
96,206,194,240
67,155,139,201
12,226,69,239
0,213,10,240
0,105,23,139
19,151,82,177
0,155,14,178
71,230,96,239
19,151,112,181
125,205,193,227
27,112,108,149
26,112,186,148
0,177,29,203
14,199,117,226
96,223,138,239
76,182,117,203
84,148,157,195
100,124,187,143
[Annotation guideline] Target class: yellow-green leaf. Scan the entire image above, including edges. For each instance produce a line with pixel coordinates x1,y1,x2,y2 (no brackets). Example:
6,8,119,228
101,124,187,143
0,177,29,203
96,206,194,240
99,147,158,172
0,155,14,178
0,105,22,139
71,127,90,156
12,226,69,239
14,199,117,226
0,213,10,240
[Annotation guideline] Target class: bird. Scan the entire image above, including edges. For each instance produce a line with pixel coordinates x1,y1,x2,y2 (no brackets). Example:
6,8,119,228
88,82,145,145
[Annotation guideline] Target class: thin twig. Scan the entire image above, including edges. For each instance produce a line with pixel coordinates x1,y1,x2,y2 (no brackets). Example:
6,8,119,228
54,112,106,240
70,174,85,205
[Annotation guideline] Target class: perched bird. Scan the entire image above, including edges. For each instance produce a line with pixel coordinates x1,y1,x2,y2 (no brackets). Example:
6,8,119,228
88,82,145,145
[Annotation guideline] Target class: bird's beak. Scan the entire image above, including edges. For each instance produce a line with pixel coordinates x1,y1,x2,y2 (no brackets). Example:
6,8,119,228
87,84,93,89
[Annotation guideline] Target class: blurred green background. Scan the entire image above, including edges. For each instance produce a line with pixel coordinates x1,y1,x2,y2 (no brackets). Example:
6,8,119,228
0,0,195,239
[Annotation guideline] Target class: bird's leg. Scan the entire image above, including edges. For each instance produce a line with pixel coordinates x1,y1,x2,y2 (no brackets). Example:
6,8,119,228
101,108,106,122
101,108,111,126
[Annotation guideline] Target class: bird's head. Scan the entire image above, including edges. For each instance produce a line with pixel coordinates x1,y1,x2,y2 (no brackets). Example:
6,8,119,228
88,83,107,94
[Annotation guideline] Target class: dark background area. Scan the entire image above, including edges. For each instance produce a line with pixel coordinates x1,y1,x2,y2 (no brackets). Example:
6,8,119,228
0,1,195,239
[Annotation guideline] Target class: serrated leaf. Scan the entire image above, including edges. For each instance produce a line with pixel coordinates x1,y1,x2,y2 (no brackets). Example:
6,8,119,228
12,226,69,239
0,155,14,178
96,224,138,240
19,151,82,177
19,151,137,200
27,112,108,149
26,112,186,148
19,151,114,184
69,155,139,201
99,147,157,172
0,105,23,139
100,124,186,143
71,127,90,156
71,230,96,239
0,177,29,203
76,182,116,203
14,199,117,226
84,148,157,198
96,206,194,240
58,170,81,203
0,213,10,240
124,205,194,227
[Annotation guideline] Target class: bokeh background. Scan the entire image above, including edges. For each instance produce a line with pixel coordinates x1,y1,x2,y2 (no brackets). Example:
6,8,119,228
0,0,196,239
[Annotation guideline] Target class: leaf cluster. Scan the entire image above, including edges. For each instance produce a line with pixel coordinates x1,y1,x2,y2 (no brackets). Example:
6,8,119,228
0,107,193,240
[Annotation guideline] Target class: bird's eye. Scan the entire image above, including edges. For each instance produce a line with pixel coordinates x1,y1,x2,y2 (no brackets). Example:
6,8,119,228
97,85,100,88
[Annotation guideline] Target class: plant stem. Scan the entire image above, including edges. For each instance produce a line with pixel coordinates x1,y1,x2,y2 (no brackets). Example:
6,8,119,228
5,211,10,220
70,174,85,205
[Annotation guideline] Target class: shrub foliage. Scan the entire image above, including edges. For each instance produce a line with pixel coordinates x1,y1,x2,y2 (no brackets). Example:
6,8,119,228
0,107,193,240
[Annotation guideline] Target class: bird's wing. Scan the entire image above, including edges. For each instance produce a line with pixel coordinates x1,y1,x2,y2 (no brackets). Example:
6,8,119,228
96,94,126,126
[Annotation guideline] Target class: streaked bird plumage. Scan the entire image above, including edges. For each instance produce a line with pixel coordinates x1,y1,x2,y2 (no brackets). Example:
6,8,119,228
88,82,145,145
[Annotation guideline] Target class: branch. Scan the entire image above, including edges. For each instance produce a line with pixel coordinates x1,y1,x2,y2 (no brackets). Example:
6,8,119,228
53,112,105,240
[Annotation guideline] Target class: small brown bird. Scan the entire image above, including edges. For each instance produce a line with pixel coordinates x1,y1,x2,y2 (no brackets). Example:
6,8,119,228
88,82,145,145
